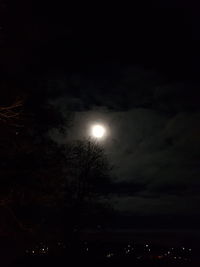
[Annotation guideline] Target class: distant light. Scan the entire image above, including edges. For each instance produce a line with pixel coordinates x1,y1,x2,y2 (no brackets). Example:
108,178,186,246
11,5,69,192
107,252,114,258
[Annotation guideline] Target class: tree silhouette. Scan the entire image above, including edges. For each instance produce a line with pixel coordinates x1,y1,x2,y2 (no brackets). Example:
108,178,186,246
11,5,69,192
65,139,111,205
63,139,112,244
0,90,113,251
0,93,67,243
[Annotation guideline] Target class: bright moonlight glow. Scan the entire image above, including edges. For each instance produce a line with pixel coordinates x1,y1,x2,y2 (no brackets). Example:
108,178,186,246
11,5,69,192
91,124,106,138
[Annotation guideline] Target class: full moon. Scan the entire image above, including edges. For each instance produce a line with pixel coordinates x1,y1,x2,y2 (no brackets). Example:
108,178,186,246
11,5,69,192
91,124,106,139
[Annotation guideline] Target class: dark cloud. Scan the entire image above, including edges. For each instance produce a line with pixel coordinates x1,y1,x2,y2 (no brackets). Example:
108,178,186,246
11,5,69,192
110,195,200,215
104,182,147,196
151,183,200,197
47,67,200,113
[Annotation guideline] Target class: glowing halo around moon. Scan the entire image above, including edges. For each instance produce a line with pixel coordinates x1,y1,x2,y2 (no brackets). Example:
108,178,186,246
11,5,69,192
91,124,106,139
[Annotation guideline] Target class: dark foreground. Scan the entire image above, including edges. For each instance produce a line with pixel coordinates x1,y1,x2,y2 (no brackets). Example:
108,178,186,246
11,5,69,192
13,255,198,267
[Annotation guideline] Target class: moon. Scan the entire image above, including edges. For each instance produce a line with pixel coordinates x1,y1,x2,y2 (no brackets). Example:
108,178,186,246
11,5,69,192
91,124,106,139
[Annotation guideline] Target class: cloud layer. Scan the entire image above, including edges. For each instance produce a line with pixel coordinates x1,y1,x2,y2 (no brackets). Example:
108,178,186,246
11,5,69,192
48,67,200,215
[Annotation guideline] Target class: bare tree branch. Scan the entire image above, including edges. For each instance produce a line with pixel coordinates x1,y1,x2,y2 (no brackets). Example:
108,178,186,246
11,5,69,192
0,99,23,126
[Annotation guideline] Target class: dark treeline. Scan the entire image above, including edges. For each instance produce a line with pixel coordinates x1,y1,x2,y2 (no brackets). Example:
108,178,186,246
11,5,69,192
0,84,114,265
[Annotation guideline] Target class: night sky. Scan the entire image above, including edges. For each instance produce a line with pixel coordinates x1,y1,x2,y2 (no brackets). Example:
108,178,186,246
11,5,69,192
1,2,200,227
